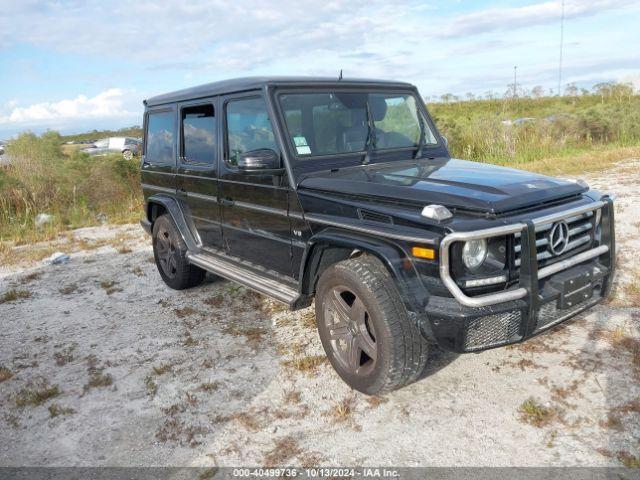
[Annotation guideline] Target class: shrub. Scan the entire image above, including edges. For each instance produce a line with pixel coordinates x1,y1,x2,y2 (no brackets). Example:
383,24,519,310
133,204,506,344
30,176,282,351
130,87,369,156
1,132,142,242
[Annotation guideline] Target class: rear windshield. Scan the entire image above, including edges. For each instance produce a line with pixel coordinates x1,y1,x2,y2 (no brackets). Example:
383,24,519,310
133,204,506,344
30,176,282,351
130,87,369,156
278,91,438,158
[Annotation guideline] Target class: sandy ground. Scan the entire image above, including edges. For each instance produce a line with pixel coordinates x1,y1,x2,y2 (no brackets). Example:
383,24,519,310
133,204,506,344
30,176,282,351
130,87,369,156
0,161,639,467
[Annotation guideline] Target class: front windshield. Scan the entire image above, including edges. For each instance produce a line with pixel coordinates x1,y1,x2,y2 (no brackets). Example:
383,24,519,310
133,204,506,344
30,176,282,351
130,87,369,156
279,91,438,158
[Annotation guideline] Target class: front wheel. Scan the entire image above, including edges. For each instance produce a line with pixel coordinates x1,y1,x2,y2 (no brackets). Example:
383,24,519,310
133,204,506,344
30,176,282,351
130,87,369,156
122,149,133,160
315,255,429,394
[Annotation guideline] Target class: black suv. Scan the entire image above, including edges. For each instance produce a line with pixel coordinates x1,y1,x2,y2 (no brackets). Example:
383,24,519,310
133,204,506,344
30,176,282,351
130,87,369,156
140,77,615,394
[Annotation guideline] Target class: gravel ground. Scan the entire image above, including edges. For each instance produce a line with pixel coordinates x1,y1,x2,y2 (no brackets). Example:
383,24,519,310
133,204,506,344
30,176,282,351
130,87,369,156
0,161,638,467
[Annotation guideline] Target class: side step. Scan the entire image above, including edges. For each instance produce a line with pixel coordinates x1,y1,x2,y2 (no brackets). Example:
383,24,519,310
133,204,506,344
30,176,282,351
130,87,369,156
186,251,301,307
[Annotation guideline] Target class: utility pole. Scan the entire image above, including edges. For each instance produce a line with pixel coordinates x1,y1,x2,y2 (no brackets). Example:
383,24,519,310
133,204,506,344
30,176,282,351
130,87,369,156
558,0,565,96
514,66,518,98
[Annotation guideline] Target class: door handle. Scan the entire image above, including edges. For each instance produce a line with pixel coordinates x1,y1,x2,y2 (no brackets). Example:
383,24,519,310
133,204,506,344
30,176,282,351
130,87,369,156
220,197,234,206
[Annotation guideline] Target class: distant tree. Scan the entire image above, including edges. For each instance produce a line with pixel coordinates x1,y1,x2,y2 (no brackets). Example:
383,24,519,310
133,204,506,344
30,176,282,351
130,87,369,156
610,82,634,103
531,85,545,99
440,93,456,103
580,88,590,97
504,84,515,98
565,83,579,97
466,92,476,101
504,84,527,99
593,82,614,102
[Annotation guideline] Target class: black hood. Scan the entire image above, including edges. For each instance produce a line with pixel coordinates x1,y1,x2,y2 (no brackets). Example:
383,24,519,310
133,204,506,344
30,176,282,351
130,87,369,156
298,157,587,214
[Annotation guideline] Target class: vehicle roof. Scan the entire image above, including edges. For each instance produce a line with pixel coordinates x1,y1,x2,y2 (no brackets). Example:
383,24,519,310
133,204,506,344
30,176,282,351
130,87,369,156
144,76,415,107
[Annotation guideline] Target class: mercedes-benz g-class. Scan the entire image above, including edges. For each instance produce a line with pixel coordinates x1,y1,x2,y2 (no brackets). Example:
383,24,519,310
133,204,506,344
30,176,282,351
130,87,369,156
140,77,615,394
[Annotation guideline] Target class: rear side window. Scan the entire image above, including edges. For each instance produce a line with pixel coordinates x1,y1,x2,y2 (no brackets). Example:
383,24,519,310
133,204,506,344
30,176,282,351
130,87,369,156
181,104,216,165
225,97,277,166
146,110,175,165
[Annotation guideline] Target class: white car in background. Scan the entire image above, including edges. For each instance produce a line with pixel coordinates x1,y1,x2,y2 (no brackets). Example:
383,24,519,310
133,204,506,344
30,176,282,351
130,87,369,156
81,137,140,160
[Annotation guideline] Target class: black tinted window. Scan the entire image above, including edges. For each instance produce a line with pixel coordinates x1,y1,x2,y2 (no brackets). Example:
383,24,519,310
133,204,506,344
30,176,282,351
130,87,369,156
146,111,175,165
181,104,216,164
226,97,277,166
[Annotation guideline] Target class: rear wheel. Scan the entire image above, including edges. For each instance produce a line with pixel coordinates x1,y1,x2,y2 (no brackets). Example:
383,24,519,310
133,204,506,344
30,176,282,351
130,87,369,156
315,255,429,394
152,214,205,290
122,149,133,160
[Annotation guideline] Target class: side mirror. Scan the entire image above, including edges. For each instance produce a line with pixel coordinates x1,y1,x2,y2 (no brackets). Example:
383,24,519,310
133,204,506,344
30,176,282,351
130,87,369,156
441,136,448,147
237,149,284,174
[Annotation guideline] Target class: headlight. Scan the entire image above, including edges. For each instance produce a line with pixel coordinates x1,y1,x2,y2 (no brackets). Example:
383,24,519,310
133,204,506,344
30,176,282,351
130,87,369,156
462,239,487,270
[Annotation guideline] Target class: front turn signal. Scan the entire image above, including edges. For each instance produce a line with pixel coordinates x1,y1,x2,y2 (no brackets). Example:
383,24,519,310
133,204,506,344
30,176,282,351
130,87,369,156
412,246,436,260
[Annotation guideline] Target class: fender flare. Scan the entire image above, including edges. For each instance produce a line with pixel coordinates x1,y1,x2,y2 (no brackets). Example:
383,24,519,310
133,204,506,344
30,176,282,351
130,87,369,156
299,227,429,314
144,194,200,251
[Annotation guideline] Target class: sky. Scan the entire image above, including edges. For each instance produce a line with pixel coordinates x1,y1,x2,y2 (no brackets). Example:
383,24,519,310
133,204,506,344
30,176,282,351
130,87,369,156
0,0,639,138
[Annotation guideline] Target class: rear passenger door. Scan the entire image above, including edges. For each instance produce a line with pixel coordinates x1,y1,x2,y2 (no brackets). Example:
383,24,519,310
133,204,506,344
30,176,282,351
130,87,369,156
218,92,293,277
141,107,177,197
176,98,223,250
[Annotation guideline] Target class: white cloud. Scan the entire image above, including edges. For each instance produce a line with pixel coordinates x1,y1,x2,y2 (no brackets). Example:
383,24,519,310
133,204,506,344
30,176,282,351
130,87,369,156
0,0,425,74
0,88,137,126
439,0,635,37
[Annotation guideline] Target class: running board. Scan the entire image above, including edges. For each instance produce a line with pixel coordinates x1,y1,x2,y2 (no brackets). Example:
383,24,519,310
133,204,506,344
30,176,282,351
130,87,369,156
186,251,301,307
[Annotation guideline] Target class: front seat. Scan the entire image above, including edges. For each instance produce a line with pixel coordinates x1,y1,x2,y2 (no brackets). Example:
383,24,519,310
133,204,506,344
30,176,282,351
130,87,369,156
335,97,388,152
335,109,368,152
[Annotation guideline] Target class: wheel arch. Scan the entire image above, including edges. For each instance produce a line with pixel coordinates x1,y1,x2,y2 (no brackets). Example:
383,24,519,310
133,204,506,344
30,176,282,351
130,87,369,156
300,228,427,314
144,194,199,251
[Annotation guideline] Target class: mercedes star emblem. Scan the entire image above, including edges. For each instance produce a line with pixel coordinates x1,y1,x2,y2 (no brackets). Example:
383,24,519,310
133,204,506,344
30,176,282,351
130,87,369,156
549,221,570,256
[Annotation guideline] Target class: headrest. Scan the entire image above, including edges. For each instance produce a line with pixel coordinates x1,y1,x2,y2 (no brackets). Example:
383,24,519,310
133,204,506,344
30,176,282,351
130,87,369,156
370,96,387,121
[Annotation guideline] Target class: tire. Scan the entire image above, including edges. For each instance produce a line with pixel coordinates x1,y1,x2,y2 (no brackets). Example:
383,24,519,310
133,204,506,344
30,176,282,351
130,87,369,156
122,149,133,160
152,214,206,290
315,254,429,394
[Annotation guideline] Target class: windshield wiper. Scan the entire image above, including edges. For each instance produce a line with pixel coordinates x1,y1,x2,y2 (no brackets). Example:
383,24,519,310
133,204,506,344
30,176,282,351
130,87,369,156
362,100,377,165
413,113,426,159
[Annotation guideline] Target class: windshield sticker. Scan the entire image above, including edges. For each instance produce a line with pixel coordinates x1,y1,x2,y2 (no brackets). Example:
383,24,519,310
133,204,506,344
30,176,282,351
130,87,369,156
293,136,308,146
293,136,311,155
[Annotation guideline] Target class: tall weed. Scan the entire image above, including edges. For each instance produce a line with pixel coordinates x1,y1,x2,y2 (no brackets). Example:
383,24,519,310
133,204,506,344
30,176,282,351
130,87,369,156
1,132,141,243
429,93,640,166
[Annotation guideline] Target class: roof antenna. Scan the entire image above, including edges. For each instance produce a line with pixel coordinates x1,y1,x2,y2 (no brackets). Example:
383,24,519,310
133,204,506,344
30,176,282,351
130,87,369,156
338,69,343,81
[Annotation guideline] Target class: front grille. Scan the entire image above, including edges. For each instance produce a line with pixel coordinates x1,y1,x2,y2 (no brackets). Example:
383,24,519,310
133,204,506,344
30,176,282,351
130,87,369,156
464,311,522,351
536,288,603,332
513,211,595,269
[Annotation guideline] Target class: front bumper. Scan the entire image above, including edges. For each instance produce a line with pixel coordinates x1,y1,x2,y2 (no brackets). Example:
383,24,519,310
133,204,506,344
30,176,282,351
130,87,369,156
425,198,615,353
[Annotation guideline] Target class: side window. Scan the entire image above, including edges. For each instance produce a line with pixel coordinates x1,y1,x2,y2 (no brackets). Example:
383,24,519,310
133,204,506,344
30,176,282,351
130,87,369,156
225,97,277,166
181,104,216,165
146,110,175,165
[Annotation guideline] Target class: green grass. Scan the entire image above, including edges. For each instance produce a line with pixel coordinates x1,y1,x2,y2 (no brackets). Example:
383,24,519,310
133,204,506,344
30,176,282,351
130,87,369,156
0,289,31,304
518,397,559,427
428,88,640,168
85,372,113,390
15,382,61,407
